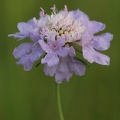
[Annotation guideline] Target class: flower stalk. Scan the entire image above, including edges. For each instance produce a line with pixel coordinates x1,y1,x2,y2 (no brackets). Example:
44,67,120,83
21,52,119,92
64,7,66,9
56,83,64,120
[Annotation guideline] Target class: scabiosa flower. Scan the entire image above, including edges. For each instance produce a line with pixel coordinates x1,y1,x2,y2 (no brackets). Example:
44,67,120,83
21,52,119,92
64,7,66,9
8,5,113,83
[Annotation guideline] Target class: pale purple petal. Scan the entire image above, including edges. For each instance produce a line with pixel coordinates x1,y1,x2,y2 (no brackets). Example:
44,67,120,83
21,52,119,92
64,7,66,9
83,45,110,65
8,21,40,42
55,61,73,83
73,10,89,21
68,46,76,57
46,36,55,44
27,19,38,28
17,55,33,71
13,43,33,58
69,58,85,76
44,63,59,76
29,28,41,42
93,33,113,51
82,46,95,63
8,22,33,40
57,47,69,57
14,43,44,71
26,20,41,42
41,53,59,67
8,33,27,40
57,37,66,47
88,21,106,34
30,44,44,62
39,40,52,53
17,22,33,34
94,51,110,65
81,31,93,42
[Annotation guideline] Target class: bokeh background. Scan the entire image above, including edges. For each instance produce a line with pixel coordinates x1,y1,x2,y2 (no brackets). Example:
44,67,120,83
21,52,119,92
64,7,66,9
0,0,120,120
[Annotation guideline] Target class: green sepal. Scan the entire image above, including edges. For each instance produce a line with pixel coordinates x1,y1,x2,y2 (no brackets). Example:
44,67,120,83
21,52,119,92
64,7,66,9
36,53,47,68
74,57,89,67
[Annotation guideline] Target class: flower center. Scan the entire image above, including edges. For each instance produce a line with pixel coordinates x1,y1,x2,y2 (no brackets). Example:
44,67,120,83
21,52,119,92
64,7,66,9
37,7,86,43
56,28,71,37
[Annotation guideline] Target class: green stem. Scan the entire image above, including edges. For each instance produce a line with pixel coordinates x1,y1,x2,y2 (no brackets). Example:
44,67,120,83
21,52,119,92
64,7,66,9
56,83,64,120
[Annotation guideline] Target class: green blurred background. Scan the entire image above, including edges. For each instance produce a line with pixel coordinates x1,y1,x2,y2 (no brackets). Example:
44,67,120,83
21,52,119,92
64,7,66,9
0,0,120,120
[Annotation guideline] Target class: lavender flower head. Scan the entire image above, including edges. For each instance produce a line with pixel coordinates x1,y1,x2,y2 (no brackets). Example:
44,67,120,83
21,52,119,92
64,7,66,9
8,5,113,83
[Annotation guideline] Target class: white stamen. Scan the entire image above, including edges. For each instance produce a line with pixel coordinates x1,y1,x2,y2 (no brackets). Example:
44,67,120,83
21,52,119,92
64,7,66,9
40,7,45,17
64,5,68,11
